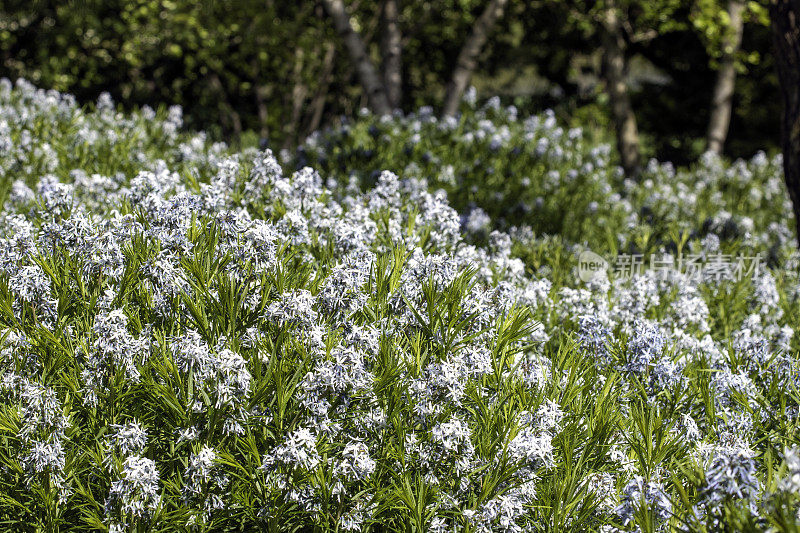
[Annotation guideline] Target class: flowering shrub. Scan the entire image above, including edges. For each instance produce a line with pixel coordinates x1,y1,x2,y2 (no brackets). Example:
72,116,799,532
295,96,792,260
1,79,800,531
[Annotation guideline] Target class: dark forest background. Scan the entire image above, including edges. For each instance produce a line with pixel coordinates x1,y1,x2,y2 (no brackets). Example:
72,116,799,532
0,0,780,165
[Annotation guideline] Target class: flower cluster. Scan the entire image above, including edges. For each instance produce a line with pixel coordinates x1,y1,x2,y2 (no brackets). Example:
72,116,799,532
0,80,798,532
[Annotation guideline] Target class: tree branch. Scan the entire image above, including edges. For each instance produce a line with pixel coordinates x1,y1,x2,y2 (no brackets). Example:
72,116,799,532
320,0,392,115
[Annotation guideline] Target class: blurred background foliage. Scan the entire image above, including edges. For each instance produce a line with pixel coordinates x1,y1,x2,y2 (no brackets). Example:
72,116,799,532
0,0,780,164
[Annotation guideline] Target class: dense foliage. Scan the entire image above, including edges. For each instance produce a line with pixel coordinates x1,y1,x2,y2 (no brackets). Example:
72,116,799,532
1,79,800,532
0,0,781,160
295,95,792,257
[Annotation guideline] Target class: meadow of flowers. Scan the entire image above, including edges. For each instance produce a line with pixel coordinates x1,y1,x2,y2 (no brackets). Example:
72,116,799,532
1,78,800,531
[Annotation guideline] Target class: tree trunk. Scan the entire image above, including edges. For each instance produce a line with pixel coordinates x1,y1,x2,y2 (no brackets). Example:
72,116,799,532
770,0,800,245
254,84,271,141
381,0,402,109
284,47,309,150
321,0,392,115
251,56,272,141
307,42,338,136
599,1,641,179
706,0,746,154
442,0,509,117
209,73,242,137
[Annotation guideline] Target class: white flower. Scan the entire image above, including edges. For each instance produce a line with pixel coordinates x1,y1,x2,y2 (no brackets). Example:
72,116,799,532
336,441,376,482
108,456,161,519
780,447,800,493
107,421,148,457
264,427,321,471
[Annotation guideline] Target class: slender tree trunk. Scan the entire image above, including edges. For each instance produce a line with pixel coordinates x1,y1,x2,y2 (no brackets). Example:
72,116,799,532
381,0,402,109
307,42,337,136
599,0,641,179
706,0,746,154
251,57,271,141
285,47,309,150
209,73,242,136
321,0,392,115
770,0,800,245
254,84,271,141
442,0,509,117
